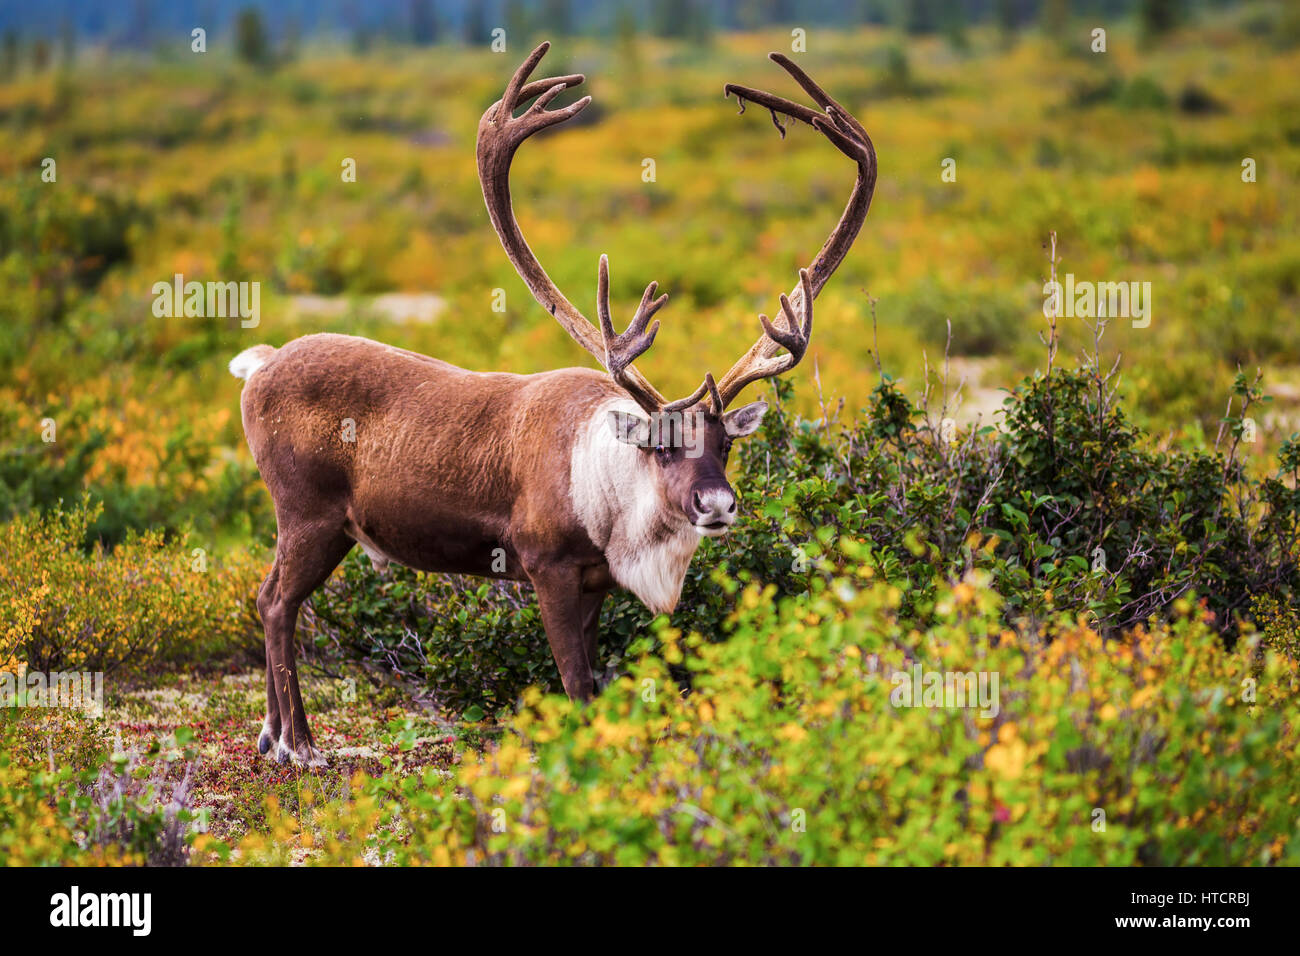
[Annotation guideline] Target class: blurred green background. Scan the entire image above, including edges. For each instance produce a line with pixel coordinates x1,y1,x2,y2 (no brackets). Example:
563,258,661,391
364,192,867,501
1,0,1298,545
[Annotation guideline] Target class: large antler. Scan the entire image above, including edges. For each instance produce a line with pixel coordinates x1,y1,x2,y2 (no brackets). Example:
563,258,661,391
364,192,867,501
478,42,676,415
711,53,877,411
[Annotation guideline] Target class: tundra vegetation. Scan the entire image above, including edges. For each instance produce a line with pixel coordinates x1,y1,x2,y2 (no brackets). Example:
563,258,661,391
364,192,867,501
2,4,1299,865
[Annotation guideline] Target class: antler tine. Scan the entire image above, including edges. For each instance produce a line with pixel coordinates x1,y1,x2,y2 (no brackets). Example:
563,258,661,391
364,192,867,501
713,270,813,403
724,82,823,130
478,43,669,409
495,41,588,128
706,373,723,412
516,73,585,104
712,55,877,410
496,42,547,120
768,52,870,146
759,268,813,362
663,373,717,415
596,254,668,415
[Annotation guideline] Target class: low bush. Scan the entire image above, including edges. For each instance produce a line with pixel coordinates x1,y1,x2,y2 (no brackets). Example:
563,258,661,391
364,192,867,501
901,285,1024,356
235,570,1300,866
0,180,146,329
0,720,201,867
0,499,263,674
0,389,273,548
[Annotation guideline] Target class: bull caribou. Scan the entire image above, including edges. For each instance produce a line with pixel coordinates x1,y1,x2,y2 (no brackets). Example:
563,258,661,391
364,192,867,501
230,43,876,765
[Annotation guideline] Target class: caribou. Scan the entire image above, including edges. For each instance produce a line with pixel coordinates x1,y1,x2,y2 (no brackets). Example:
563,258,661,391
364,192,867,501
230,43,876,765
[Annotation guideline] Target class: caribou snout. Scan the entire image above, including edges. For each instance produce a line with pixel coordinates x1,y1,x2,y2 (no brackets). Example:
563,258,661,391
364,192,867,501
689,484,738,536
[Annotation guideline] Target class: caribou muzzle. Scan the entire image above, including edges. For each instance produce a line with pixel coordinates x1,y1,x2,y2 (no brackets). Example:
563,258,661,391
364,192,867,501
689,484,738,536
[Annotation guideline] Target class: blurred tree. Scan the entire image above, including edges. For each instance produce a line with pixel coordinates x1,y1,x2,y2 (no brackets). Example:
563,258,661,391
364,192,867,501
280,149,297,189
904,0,939,35
941,0,969,50
881,44,912,94
52,71,75,119
59,19,75,67
1140,0,1184,41
542,0,573,36
281,16,301,62
1280,2,1300,49
1,30,15,80
342,0,370,53
464,0,491,45
410,0,438,45
1042,0,1069,37
996,0,1020,44
351,31,373,54
687,2,714,45
656,0,712,41
128,0,152,50
235,7,272,67
615,3,641,77
771,0,797,24
32,38,50,72
219,189,244,282
859,0,891,25
733,0,763,29
505,0,531,46
655,0,692,37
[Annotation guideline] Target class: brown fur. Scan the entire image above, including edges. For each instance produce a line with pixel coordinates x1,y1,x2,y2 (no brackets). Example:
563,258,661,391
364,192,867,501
236,333,747,764
237,43,875,765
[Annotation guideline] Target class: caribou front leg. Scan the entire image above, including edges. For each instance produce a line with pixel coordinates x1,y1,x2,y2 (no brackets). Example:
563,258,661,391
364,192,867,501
579,589,608,685
528,563,596,701
256,567,282,755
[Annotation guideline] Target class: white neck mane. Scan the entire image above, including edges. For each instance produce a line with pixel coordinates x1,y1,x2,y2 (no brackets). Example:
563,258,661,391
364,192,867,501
569,399,701,614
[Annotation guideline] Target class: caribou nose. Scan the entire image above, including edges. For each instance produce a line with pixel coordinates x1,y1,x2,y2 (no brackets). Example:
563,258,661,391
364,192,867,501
691,485,737,535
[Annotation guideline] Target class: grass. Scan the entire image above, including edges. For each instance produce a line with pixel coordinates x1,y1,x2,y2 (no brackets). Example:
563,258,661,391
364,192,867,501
22,662,457,856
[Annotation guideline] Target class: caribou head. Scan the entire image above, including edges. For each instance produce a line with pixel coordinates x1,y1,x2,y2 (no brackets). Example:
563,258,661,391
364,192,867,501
476,41,876,544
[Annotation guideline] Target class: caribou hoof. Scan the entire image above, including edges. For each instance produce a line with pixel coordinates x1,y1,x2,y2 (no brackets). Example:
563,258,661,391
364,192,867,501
257,718,278,755
276,738,327,769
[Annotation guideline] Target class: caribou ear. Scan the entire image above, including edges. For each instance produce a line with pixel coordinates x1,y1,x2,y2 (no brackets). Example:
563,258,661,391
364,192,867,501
723,401,768,438
608,410,651,447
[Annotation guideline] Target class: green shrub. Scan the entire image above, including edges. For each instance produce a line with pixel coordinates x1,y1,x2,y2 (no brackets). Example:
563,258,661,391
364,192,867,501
0,720,203,867
0,390,273,549
237,571,1300,866
301,559,554,717
0,181,146,329
1177,84,1225,115
1068,74,1174,112
903,285,1024,355
0,499,262,674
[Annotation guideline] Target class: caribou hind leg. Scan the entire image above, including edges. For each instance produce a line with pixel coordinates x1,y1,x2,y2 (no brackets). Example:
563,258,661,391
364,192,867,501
256,566,282,755
256,519,354,767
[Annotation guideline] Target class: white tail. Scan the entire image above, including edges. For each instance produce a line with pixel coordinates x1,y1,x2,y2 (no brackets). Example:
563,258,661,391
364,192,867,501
229,345,275,381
